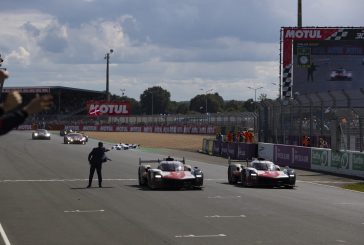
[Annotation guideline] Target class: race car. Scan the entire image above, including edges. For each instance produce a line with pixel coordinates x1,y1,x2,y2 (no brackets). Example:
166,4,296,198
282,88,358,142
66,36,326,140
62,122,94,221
32,129,51,140
330,68,352,81
138,157,204,189
227,158,296,188
64,132,87,144
112,143,139,150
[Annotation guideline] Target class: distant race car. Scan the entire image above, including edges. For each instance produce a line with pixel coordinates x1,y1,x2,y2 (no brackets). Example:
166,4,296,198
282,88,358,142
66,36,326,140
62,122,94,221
112,143,139,150
32,129,51,140
64,132,87,144
227,158,296,188
138,157,204,189
330,68,352,81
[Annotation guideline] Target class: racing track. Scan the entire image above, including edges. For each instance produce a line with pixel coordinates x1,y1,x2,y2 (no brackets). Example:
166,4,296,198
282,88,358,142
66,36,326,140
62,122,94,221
1,131,364,245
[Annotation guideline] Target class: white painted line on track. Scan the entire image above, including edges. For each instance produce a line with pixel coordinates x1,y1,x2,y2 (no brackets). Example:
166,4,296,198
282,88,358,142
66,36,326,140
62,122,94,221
205,214,246,218
208,195,241,199
205,179,225,181
297,180,364,194
335,239,347,243
298,180,359,184
0,178,224,183
64,209,105,213
0,222,11,245
175,234,226,238
0,179,136,183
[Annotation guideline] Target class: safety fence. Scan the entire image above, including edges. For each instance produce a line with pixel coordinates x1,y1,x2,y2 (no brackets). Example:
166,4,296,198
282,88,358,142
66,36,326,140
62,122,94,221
202,139,364,179
259,89,364,152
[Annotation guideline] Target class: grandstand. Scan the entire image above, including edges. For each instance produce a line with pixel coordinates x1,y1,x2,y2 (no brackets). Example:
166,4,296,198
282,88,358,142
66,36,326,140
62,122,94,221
1,86,105,115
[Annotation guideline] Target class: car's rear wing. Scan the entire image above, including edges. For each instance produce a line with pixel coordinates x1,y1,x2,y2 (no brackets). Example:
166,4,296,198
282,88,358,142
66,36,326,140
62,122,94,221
227,156,249,167
139,157,186,166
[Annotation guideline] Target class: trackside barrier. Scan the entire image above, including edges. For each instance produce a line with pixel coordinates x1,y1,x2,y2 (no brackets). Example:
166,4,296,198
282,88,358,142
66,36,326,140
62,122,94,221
202,139,214,155
259,142,364,178
203,139,258,160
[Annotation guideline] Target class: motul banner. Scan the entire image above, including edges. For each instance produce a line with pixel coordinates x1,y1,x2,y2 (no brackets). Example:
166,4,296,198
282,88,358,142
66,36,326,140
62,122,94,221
87,100,131,116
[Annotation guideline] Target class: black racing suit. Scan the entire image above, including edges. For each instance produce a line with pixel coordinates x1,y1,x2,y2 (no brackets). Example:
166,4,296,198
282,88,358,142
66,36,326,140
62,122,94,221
87,146,109,187
0,107,28,135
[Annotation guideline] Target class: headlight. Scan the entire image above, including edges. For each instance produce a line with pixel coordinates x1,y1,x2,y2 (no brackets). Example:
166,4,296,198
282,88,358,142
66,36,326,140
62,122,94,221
195,174,202,178
34,133,38,136
250,173,257,176
45,133,50,136
289,174,295,177
154,175,162,178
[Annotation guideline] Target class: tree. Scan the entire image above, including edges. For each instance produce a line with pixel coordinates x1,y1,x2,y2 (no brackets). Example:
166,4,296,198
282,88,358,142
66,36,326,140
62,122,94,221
189,92,224,113
110,94,141,115
224,100,245,112
140,86,171,115
258,93,268,101
167,101,190,114
244,98,255,112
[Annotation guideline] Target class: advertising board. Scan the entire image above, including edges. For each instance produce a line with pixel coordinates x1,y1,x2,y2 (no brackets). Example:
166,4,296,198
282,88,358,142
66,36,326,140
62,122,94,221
281,27,364,97
86,100,131,116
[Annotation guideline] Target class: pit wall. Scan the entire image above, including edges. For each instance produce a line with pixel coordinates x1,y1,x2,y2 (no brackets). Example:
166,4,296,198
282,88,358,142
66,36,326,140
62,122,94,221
202,139,364,179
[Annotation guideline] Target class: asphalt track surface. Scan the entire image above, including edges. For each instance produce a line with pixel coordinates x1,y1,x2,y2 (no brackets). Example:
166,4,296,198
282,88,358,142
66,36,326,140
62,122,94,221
1,131,364,245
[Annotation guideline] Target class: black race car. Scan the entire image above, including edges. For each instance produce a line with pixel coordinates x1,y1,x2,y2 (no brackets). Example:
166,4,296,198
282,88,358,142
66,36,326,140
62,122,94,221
64,132,87,144
32,129,51,140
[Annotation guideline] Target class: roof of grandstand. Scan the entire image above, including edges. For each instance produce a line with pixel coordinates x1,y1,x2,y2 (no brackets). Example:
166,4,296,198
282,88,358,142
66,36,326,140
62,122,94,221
2,86,104,94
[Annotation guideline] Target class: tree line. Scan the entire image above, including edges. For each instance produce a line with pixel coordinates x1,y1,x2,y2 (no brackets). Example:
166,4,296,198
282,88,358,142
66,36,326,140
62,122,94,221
109,86,268,115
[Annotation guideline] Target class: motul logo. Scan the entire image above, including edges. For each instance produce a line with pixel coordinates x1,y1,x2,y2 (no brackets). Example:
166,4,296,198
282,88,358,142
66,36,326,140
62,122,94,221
88,104,129,115
285,29,322,39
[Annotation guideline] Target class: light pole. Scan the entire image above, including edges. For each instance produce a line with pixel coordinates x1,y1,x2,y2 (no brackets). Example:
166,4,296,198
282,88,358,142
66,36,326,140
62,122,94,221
200,88,213,114
104,49,113,101
248,86,263,112
120,89,125,96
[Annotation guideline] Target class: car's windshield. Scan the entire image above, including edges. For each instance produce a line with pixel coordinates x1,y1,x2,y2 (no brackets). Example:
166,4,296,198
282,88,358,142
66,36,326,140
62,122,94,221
68,133,81,137
159,162,184,171
253,162,275,171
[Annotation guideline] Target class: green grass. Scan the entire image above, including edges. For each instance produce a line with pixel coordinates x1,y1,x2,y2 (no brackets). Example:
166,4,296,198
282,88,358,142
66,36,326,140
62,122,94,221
343,182,364,192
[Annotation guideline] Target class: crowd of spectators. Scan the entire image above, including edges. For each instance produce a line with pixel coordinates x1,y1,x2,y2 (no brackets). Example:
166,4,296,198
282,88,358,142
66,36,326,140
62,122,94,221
216,129,255,143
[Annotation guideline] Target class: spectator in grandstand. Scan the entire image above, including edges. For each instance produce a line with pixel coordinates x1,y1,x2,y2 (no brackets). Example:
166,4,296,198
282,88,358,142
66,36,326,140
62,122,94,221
302,136,311,147
216,132,223,142
227,131,233,142
245,129,255,143
319,137,328,148
87,141,110,188
307,62,317,82
238,131,244,142
0,70,53,135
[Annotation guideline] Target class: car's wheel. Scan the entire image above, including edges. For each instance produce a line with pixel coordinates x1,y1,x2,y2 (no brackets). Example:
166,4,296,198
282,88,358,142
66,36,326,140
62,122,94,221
227,166,237,184
147,173,156,189
241,172,249,187
138,169,146,186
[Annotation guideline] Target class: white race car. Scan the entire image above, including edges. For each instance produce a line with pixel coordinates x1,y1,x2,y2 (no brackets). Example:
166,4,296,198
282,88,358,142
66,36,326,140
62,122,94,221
112,143,139,150
330,68,352,81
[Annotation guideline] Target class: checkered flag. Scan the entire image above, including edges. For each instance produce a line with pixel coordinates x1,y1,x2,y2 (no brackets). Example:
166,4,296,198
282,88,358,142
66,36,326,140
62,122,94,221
326,29,349,40
282,65,292,98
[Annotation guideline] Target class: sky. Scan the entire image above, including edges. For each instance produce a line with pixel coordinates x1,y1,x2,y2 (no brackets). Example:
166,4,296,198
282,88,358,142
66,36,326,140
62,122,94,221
1,0,363,101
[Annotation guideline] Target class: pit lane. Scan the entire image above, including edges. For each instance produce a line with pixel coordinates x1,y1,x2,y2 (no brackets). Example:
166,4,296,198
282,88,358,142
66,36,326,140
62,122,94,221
0,131,364,245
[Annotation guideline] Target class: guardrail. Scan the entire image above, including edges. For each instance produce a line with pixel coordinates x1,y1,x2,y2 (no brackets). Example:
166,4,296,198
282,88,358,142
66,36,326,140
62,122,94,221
202,139,364,179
